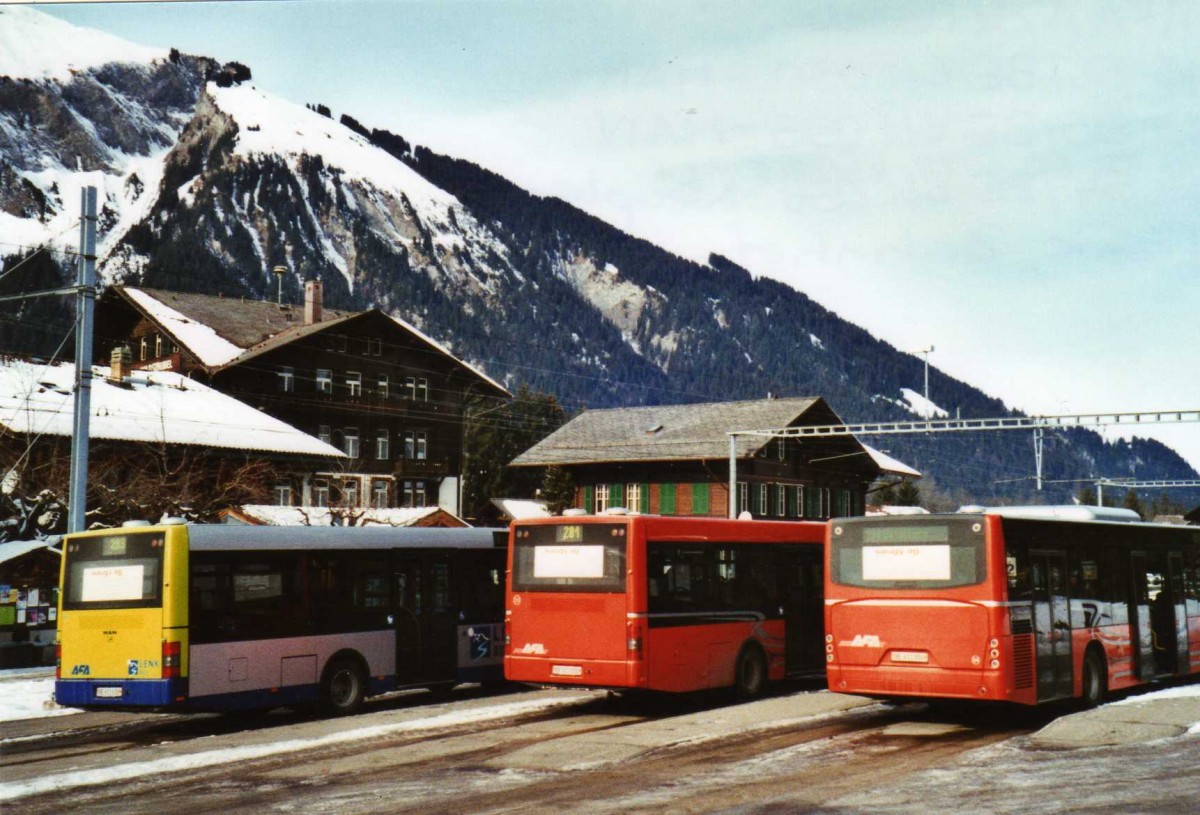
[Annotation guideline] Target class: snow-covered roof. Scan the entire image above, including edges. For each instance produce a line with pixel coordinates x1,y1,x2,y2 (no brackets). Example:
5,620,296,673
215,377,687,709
123,288,244,368
491,499,551,520
0,359,345,458
113,287,510,397
861,443,922,478
0,7,166,83
0,538,57,566
867,505,932,516
225,505,466,527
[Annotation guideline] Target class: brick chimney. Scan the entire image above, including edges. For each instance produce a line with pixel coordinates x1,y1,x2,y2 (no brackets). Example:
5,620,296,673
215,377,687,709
109,345,132,383
304,279,323,325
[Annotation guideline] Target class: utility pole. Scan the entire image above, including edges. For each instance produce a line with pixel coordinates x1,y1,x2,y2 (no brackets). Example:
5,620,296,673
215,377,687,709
1033,427,1045,490
67,187,97,533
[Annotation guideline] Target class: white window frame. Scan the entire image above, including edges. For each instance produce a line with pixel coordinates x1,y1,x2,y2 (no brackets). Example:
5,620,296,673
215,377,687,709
375,429,389,460
344,427,360,458
318,424,331,445
626,483,642,512
342,479,359,508
378,375,389,399
372,479,389,508
594,484,610,513
278,366,295,393
313,480,330,508
316,368,332,394
346,371,362,397
273,483,293,506
758,483,768,515
776,484,786,517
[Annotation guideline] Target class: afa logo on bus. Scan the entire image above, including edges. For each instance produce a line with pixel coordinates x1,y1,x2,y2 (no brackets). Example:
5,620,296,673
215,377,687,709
70,664,91,676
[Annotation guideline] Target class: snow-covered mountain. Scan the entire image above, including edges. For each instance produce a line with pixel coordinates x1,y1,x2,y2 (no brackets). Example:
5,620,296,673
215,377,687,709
1,6,1195,506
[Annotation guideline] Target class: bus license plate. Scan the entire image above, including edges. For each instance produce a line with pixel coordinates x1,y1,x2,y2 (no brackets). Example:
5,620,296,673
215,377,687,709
551,665,583,677
95,687,124,699
891,651,929,664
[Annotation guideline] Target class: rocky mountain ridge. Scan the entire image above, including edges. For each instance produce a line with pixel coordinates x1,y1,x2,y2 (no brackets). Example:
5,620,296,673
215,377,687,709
1,7,1195,508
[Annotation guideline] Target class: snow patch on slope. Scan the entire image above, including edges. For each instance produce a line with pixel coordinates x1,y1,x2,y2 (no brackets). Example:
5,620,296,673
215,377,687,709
0,6,167,83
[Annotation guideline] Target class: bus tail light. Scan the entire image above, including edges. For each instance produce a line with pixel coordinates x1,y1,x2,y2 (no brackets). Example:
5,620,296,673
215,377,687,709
55,644,61,680
626,619,644,660
162,640,181,679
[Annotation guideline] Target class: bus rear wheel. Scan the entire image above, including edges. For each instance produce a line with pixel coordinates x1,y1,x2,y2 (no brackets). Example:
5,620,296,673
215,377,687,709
1081,650,1107,708
321,659,367,716
734,644,767,699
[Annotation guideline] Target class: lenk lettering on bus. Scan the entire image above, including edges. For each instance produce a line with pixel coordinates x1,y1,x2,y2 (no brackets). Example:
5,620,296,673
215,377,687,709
513,642,548,655
840,634,883,648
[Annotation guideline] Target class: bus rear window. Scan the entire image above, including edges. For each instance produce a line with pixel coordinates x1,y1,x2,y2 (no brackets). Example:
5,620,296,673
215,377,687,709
63,532,165,610
512,523,627,593
830,519,986,589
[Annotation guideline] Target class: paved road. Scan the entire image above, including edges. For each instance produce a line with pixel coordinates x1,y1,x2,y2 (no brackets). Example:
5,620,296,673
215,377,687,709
4,672,1199,814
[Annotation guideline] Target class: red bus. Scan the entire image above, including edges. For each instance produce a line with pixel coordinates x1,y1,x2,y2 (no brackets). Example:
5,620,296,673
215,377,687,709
504,513,826,696
824,507,1200,706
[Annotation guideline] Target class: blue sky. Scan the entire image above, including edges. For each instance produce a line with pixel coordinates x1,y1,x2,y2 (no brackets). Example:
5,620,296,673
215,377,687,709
41,0,1200,471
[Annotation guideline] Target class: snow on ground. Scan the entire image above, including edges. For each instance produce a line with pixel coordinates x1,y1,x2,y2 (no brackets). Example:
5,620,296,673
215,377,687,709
0,667,73,723
0,686,586,803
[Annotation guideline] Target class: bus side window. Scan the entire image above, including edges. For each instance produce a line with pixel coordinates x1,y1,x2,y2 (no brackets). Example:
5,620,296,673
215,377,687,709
1104,546,1129,626
1184,550,1200,620
430,562,451,614
1071,544,1105,628
1006,546,1031,601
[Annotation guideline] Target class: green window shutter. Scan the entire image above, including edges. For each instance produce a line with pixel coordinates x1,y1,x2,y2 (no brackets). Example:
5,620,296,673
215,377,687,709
640,484,650,514
611,483,625,509
584,485,594,513
661,484,676,515
692,483,710,515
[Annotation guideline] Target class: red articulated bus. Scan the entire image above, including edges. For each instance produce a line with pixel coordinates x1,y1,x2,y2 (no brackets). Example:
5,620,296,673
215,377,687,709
824,506,1200,706
504,512,827,696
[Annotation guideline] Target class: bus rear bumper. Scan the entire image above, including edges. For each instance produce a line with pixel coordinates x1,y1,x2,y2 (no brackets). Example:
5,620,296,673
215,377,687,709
827,665,1007,702
505,656,642,689
55,678,188,709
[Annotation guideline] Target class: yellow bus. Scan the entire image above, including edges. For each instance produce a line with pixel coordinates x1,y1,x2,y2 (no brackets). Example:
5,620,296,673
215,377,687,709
55,522,505,714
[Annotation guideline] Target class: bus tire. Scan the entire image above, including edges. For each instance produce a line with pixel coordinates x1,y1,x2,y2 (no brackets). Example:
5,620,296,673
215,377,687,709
1081,649,1107,708
321,658,368,716
734,643,767,699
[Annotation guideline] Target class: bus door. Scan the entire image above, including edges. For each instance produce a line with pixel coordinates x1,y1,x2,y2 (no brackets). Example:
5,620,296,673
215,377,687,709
394,558,424,684
1137,552,1183,677
1167,553,1189,675
1031,550,1072,701
1130,552,1157,680
780,549,823,675
423,558,457,681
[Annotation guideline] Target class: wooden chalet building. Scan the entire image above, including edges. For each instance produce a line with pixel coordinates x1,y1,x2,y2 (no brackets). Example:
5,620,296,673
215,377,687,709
95,282,510,514
510,397,918,520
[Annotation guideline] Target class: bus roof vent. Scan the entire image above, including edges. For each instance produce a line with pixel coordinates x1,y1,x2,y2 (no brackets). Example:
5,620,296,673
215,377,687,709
122,519,152,527
984,505,1142,523
161,517,186,526
603,507,630,516
562,508,588,517
957,505,987,514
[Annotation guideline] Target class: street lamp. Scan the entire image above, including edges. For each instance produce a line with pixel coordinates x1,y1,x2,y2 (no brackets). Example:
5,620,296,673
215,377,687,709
912,346,935,410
